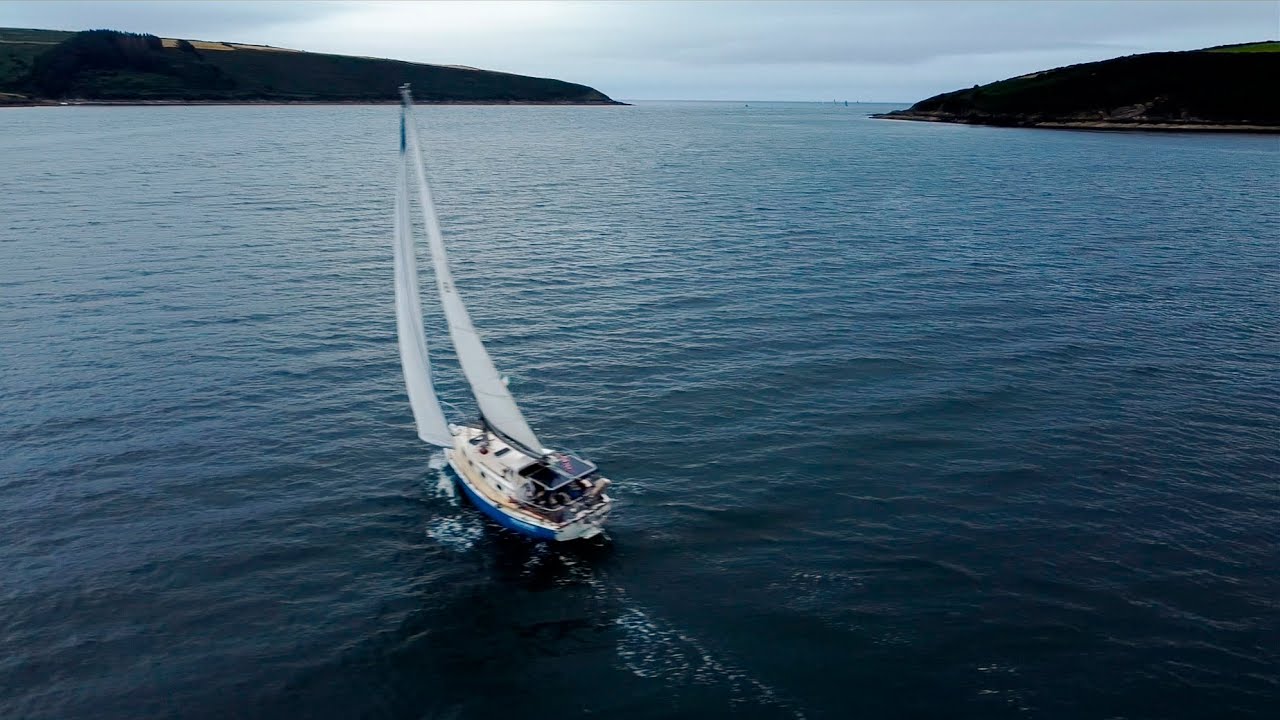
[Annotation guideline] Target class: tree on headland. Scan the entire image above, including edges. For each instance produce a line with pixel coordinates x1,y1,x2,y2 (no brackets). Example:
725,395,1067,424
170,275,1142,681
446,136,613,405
25,29,233,99
28,30,162,96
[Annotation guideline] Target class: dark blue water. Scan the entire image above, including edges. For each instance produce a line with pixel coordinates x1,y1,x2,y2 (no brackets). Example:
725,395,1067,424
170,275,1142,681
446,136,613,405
2,102,1277,719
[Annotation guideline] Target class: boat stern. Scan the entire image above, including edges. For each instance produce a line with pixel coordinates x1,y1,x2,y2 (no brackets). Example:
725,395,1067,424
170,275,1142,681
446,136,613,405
554,495,612,541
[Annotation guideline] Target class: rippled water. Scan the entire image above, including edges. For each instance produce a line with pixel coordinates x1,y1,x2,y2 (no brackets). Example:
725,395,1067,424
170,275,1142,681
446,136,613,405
1,102,1277,719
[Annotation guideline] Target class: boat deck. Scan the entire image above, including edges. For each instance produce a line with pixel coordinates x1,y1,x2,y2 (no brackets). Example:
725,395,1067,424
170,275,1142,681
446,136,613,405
450,430,560,528
449,426,610,533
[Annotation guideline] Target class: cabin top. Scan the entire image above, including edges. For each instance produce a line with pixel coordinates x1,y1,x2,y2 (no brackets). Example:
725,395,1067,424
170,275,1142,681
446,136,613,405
548,453,597,481
524,452,597,490
468,431,598,490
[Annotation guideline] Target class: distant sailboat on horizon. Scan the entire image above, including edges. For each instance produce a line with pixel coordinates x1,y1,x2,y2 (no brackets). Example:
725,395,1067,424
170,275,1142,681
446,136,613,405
392,84,613,542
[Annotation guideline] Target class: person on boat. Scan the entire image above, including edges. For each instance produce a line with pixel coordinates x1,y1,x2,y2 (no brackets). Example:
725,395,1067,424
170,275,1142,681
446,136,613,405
535,487,551,507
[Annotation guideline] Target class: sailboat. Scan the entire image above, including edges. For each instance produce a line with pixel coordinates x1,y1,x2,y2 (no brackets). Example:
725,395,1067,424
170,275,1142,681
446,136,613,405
392,84,613,542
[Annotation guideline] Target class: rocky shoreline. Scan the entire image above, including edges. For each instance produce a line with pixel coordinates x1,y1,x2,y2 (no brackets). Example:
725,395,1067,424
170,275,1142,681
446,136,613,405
871,110,1280,133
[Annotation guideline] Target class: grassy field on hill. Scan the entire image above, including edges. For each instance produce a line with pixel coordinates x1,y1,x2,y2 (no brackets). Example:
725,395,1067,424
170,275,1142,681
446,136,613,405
1207,41,1280,53
0,28,619,105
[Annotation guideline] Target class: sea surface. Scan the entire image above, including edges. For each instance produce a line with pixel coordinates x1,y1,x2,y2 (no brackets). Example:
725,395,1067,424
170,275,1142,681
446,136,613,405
1,101,1277,719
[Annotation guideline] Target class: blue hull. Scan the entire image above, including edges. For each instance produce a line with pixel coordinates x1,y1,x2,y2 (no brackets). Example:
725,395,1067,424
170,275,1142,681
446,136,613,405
453,467,557,541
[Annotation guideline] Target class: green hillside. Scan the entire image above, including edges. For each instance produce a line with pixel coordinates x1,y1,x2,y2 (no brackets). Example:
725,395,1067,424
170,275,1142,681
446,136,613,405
874,41,1279,131
1206,41,1280,53
0,28,620,104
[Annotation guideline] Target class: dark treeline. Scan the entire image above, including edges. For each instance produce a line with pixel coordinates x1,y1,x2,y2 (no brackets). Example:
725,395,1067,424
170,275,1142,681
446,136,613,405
25,29,233,98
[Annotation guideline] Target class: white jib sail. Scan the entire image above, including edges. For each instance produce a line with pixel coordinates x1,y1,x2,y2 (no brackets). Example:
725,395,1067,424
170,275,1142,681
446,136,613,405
394,110,453,447
402,97,544,454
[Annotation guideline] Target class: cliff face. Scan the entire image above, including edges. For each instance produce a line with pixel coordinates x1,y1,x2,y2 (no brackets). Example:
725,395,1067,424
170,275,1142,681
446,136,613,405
875,43,1280,131
0,28,622,105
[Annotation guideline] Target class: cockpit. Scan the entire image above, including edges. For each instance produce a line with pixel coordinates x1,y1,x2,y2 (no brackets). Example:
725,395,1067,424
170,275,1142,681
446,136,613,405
517,453,606,511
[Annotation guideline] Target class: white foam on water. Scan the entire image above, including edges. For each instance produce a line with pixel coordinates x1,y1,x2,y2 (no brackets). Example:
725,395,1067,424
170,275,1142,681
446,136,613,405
425,515,484,551
423,453,482,550
427,450,447,471
433,472,456,503
424,452,457,505
587,573,807,719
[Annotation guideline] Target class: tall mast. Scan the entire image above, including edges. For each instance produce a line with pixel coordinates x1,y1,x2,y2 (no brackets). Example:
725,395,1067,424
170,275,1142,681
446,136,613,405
392,85,452,447
400,84,546,455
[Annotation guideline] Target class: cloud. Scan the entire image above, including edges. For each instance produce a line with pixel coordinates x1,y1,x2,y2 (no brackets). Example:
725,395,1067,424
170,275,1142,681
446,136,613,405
0,1,346,40
0,0,1274,100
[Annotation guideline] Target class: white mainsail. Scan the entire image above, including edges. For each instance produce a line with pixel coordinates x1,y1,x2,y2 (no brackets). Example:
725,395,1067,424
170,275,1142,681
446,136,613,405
401,91,544,454
393,109,453,447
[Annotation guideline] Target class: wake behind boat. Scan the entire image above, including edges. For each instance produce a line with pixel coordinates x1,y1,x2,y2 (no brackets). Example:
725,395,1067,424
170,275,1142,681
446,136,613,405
392,84,613,541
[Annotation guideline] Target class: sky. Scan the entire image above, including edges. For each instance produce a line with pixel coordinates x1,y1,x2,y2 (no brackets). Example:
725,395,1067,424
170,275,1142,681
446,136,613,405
1,1,1275,101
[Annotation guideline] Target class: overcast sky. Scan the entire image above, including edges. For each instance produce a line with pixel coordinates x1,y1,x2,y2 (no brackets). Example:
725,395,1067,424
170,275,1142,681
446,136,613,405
1,1,1275,101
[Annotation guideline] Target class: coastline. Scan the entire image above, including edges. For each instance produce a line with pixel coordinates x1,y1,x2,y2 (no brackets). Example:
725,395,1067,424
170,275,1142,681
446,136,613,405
0,98,629,108
871,112,1280,134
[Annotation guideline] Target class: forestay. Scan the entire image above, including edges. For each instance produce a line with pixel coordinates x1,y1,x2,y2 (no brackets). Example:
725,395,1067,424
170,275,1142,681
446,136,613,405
401,90,545,454
393,110,453,447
